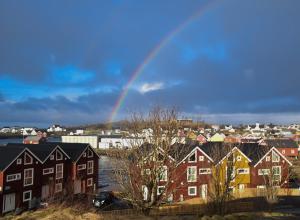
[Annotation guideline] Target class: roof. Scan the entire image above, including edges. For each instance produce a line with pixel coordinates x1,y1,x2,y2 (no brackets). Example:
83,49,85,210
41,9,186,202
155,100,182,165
7,143,61,162
262,139,298,149
200,142,232,163
0,146,26,171
169,142,198,162
48,142,91,161
236,143,265,165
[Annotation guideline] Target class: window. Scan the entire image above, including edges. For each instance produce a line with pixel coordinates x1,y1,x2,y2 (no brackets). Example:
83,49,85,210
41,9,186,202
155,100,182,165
88,148,93,158
187,166,197,182
272,151,280,162
23,190,32,202
157,186,165,195
188,152,196,162
24,152,33,165
272,166,281,181
50,154,54,160
199,156,204,161
56,164,63,179
55,183,62,193
188,186,197,196
291,149,295,154
236,156,242,161
56,150,63,160
199,168,212,175
77,164,86,170
17,158,22,165
266,156,270,162
282,150,285,154
145,169,151,175
43,168,54,175
87,161,94,175
236,168,249,174
83,152,86,157
7,173,21,182
258,169,270,175
87,178,93,186
158,166,167,181
24,168,34,186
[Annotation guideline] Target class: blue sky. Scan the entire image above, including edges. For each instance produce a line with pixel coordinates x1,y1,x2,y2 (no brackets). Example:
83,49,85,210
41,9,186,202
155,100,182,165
0,0,300,127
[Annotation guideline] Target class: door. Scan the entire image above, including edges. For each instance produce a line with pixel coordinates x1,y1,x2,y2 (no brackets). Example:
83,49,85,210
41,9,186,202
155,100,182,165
74,180,81,194
201,184,207,199
42,185,50,200
3,193,15,213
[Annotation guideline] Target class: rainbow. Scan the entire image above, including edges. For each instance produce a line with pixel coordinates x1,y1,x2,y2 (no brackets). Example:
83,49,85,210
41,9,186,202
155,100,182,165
108,0,218,123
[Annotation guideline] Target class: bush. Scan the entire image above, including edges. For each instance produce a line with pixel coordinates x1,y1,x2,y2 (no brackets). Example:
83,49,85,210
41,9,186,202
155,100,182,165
211,215,224,220
224,214,238,220
201,216,211,220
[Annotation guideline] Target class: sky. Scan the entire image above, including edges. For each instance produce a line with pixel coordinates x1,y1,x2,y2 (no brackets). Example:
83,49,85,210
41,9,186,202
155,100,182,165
0,0,300,127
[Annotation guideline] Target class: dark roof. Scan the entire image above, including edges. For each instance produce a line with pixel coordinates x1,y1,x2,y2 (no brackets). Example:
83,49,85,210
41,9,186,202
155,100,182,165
0,146,26,170
48,142,90,161
200,142,232,163
262,139,298,149
7,143,59,161
169,142,198,162
236,143,265,165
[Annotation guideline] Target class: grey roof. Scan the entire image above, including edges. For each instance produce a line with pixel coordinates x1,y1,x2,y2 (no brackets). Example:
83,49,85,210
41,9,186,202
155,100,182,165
169,142,198,162
7,143,59,161
263,139,298,149
200,142,232,163
236,143,265,165
0,146,26,170
48,142,91,161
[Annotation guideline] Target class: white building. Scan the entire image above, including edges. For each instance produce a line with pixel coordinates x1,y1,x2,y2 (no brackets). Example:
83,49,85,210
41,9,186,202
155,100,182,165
98,135,144,149
62,135,99,149
47,124,66,132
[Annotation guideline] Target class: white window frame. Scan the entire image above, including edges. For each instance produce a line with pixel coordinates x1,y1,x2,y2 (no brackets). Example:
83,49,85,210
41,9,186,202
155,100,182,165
236,156,242,161
56,163,63,180
77,164,86,170
24,168,34,186
24,152,33,165
17,158,22,165
291,149,295,154
187,166,197,182
188,152,197,163
157,186,165,195
272,166,281,182
282,150,285,154
83,152,86,157
55,183,62,193
43,168,54,175
87,160,94,175
87,178,93,187
199,156,204,161
199,168,212,175
50,154,54,160
23,190,32,202
56,150,63,160
88,148,94,158
272,151,280,162
258,169,270,175
188,186,197,196
6,173,21,182
236,168,249,174
266,156,270,162
158,166,168,181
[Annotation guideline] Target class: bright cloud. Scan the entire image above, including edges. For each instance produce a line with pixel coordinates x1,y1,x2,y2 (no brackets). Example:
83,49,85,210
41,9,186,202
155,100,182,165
139,82,164,94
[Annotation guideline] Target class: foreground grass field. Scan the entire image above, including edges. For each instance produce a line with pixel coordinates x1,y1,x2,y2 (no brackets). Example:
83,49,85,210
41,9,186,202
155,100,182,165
1,204,297,220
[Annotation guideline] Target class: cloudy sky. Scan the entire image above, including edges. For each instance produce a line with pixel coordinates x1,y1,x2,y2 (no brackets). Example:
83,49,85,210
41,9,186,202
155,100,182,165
0,0,300,127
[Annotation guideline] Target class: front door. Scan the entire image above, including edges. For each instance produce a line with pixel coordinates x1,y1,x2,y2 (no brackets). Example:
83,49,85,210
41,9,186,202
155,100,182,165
3,193,15,213
201,184,207,199
42,185,50,200
74,180,81,194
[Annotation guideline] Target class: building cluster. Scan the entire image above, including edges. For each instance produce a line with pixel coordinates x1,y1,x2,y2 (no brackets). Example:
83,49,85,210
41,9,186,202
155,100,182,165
146,140,297,202
0,142,99,214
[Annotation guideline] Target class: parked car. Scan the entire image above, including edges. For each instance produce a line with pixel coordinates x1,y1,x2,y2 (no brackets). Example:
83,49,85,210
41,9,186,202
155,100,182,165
92,191,115,208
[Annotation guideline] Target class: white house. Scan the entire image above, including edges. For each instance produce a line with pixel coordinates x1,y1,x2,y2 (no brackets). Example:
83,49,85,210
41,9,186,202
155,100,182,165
98,135,144,149
47,124,66,132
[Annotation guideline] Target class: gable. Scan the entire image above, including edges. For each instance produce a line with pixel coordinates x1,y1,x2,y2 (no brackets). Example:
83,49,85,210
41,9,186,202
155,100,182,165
254,147,293,167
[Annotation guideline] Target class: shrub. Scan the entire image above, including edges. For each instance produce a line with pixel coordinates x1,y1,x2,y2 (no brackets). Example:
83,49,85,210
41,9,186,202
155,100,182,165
211,215,224,220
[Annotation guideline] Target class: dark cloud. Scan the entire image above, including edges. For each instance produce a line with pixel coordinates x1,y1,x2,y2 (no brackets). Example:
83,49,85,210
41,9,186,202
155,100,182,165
0,0,300,126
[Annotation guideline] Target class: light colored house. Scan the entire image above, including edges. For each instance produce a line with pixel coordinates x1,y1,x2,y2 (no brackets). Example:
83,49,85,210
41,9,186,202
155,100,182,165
209,133,225,142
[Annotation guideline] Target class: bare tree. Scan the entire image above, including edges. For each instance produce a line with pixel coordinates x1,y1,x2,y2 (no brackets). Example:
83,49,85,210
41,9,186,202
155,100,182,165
110,106,183,215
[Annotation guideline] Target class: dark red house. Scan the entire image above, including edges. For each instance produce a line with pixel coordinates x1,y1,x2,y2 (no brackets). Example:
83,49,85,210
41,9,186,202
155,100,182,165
259,138,298,158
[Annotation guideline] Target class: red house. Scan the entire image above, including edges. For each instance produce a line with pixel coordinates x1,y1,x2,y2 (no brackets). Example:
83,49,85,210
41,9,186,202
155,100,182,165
259,139,298,158
0,146,42,214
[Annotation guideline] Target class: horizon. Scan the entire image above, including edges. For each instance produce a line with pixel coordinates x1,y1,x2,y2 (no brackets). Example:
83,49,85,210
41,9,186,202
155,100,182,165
1,0,300,126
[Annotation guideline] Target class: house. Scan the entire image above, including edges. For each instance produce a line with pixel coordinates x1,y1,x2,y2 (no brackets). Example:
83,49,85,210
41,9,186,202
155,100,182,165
249,146,292,189
47,125,66,133
0,142,99,214
259,138,298,158
23,132,47,144
51,143,99,194
196,134,207,144
7,143,70,200
208,133,225,142
0,146,42,214
169,143,214,202
224,135,241,144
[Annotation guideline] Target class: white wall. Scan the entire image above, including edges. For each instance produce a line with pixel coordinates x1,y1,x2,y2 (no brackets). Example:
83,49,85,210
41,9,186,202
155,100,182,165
62,136,99,149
